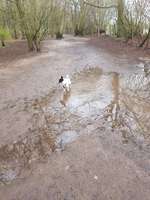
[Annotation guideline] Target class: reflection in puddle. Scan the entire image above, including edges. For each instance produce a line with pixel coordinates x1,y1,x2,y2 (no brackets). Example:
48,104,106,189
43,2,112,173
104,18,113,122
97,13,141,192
106,71,150,140
106,72,120,126
55,67,150,146
60,90,71,107
1,67,150,184
57,130,78,146
58,67,150,141
67,68,112,117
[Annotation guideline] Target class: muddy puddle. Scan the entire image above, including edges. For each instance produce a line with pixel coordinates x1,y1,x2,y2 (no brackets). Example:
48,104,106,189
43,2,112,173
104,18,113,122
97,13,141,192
1,66,150,184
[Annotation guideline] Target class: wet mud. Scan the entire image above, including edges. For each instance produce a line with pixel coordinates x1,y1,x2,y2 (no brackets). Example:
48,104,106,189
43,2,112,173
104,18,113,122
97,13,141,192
0,66,150,184
0,36,150,200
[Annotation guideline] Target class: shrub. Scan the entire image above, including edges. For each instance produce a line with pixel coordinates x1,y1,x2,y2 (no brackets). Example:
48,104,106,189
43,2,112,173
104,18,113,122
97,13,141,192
0,28,11,47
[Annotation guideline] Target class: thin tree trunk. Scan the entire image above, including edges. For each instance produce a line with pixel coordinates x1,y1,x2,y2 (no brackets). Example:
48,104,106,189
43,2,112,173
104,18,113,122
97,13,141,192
14,28,18,39
34,39,41,52
1,40,5,47
27,37,34,51
117,0,124,37
97,26,100,38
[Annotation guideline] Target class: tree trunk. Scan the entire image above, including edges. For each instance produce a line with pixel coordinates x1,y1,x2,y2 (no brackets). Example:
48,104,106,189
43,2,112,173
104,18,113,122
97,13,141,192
34,39,41,52
14,28,18,39
97,26,100,38
1,40,5,47
74,25,84,36
117,0,124,37
56,32,63,39
27,38,34,51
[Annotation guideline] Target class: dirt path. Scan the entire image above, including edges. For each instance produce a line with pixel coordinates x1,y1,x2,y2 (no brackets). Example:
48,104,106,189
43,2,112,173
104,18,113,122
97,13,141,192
0,35,150,200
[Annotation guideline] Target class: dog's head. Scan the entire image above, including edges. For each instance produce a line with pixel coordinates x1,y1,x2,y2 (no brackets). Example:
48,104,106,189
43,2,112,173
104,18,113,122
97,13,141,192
59,76,64,83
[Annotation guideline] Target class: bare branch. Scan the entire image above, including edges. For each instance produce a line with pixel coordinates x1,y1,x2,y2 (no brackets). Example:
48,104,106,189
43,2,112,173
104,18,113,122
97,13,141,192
83,0,117,9
144,14,150,21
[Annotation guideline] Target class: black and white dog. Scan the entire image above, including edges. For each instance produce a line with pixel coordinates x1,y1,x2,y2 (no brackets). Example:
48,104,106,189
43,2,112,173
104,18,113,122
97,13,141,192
59,75,71,92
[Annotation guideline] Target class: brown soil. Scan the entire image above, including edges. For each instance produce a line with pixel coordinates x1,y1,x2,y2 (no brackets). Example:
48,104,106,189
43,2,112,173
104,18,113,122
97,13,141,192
0,41,37,68
89,35,150,58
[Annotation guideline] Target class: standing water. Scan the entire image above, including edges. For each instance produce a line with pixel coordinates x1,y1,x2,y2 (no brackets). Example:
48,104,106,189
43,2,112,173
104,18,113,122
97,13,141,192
0,67,150,184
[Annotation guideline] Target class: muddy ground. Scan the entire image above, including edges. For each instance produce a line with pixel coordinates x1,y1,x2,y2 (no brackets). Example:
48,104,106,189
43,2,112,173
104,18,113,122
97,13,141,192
0,35,150,200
